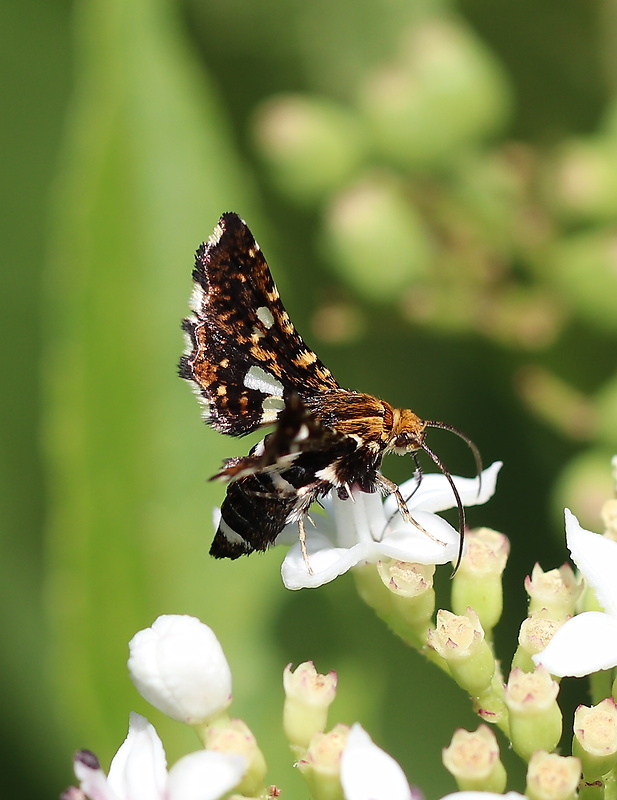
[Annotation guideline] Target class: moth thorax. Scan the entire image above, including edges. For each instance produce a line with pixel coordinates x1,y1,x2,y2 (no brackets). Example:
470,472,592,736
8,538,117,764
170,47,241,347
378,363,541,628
389,408,427,454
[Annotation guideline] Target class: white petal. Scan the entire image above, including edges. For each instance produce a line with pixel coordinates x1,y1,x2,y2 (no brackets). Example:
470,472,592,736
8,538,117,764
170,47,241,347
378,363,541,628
393,462,502,515
341,724,412,800
281,534,368,589
565,509,617,616
276,507,338,546
74,752,122,800
107,713,167,800
128,616,232,724
167,751,245,800
332,490,387,547
532,611,617,677
379,511,460,565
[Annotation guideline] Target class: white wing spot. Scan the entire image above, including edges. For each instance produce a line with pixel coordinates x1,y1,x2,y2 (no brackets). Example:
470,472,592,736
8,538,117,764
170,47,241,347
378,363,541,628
218,518,247,546
256,306,275,329
244,365,284,397
261,395,285,423
316,464,340,483
296,424,310,441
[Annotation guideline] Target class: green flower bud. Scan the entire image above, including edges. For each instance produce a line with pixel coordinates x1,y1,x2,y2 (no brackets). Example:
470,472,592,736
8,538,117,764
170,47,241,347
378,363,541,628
546,229,617,333
505,666,562,761
525,564,582,620
596,381,617,451
451,527,509,633
377,559,436,643
203,718,267,799
442,724,507,792
573,698,617,781
357,18,510,169
253,95,366,204
283,662,337,751
512,611,565,673
321,173,432,302
428,608,495,697
526,751,581,800
298,724,348,800
354,560,435,648
546,138,617,224
552,452,617,545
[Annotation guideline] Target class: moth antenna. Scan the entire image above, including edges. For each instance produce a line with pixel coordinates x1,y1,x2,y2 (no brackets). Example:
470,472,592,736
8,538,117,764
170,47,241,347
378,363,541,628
419,441,466,576
424,421,483,496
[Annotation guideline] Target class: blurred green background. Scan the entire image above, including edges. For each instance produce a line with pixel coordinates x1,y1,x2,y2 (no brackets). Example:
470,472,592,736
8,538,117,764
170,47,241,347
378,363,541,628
3,0,617,797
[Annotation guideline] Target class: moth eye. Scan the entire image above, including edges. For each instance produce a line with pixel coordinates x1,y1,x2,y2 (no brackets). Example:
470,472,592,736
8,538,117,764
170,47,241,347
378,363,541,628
394,430,423,450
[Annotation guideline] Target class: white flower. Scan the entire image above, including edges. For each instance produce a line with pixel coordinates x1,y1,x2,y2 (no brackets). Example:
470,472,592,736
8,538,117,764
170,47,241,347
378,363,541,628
340,723,412,800
281,461,502,589
533,509,617,677
128,615,232,724
70,712,245,800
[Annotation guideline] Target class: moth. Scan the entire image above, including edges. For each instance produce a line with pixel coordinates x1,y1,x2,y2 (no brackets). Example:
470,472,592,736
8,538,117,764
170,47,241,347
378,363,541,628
179,213,481,571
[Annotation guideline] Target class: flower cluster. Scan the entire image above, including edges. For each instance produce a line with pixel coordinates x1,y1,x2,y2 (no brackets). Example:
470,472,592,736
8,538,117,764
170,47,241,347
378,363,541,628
63,457,617,800
62,615,419,800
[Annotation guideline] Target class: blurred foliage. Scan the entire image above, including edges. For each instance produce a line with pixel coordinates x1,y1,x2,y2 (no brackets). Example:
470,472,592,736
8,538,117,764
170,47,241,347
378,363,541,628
2,0,617,797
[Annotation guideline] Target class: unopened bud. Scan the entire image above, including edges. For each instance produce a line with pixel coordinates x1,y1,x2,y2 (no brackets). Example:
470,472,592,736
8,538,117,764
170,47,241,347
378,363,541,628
204,719,266,798
526,751,581,800
513,612,566,673
128,615,232,726
525,564,582,620
451,528,509,633
505,666,562,761
283,662,337,750
298,724,349,800
377,559,436,641
428,608,495,697
573,697,617,780
442,725,506,793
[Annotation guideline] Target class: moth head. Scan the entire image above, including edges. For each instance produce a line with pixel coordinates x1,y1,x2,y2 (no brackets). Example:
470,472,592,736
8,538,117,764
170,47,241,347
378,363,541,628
388,408,427,454
389,409,483,575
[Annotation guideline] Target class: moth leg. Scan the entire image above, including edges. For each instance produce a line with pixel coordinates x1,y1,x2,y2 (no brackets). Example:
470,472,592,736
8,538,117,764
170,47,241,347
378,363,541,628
375,474,445,546
298,515,314,575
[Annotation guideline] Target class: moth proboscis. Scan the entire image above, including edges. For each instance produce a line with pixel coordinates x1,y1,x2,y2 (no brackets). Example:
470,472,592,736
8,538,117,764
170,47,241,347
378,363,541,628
179,212,482,574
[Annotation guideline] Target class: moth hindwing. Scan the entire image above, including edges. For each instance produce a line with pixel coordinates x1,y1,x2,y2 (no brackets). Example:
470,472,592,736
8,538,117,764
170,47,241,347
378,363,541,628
180,213,481,569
